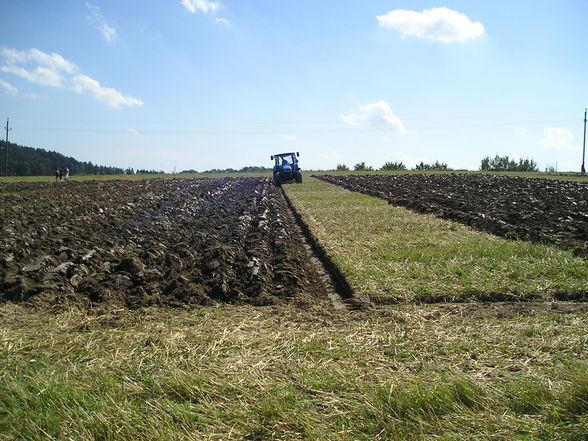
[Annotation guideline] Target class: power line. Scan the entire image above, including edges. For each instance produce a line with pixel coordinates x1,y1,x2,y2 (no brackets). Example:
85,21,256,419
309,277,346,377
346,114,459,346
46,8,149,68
9,107,579,127
12,117,578,135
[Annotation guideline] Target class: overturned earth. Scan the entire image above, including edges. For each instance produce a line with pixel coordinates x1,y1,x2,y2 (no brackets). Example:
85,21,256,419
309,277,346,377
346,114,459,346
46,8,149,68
0,178,329,309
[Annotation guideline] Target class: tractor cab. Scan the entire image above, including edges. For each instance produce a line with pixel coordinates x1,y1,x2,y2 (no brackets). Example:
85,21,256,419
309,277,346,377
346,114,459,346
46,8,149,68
270,152,302,187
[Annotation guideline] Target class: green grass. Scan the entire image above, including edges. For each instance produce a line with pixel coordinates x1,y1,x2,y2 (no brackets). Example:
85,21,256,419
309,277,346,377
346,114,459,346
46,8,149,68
1,303,587,440
285,178,587,303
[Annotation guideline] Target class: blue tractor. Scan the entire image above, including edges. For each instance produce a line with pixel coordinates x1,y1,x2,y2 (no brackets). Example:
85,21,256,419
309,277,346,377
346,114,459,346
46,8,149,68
271,152,302,187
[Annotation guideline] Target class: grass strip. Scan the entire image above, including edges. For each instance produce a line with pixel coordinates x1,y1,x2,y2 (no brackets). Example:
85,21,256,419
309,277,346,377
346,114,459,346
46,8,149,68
285,177,587,303
1,303,587,440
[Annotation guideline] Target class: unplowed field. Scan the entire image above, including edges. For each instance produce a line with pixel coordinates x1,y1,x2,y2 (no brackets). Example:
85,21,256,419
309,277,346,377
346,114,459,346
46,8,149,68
315,174,588,255
0,178,327,308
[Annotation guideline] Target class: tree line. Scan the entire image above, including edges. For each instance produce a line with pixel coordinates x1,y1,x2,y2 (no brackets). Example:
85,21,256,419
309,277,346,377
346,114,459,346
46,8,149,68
1,142,125,176
479,155,538,172
180,166,273,174
337,160,450,172
1,141,542,177
336,155,539,172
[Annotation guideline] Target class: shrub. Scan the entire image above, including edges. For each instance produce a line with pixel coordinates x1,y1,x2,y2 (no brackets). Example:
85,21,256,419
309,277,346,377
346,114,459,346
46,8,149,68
354,162,374,171
380,161,407,171
414,161,450,171
480,155,538,172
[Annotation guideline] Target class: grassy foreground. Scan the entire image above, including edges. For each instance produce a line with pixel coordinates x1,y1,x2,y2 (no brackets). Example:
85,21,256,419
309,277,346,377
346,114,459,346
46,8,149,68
1,302,587,441
285,178,587,304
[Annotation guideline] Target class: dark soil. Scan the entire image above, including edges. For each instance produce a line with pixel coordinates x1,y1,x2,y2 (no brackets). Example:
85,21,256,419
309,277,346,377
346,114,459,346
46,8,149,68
314,174,588,256
0,178,329,309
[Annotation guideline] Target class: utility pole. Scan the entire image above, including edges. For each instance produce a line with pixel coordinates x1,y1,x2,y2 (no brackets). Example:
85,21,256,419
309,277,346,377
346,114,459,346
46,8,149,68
582,108,586,174
4,118,11,177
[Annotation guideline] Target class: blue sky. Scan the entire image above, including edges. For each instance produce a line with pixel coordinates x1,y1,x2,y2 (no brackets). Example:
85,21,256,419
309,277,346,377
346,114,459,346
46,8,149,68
1,0,586,172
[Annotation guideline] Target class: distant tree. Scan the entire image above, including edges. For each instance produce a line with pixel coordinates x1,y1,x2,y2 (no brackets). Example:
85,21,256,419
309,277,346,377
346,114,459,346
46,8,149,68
480,156,491,171
336,163,349,171
380,161,407,171
136,169,165,174
414,161,450,171
516,158,538,172
202,168,237,173
198,166,272,174
14,162,31,176
480,155,538,172
125,167,135,175
239,165,273,172
354,162,373,171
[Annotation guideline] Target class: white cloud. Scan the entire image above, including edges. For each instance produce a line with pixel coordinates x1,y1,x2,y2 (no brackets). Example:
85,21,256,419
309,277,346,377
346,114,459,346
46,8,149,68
181,0,220,14
0,47,78,74
377,7,484,43
72,75,143,109
283,135,296,142
341,100,406,133
0,47,77,87
540,128,576,151
23,93,44,99
100,24,117,42
86,2,117,42
0,65,65,87
215,17,230,25
0,47,143,109
514,128,526,136
0,79,17,95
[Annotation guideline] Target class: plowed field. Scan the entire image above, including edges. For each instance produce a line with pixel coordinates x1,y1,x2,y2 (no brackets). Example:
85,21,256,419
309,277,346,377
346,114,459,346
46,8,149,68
0,178,327,308
315,174,588,256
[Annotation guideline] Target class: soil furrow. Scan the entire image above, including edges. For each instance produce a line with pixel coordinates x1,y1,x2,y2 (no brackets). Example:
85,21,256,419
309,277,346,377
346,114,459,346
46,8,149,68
279,187,372,310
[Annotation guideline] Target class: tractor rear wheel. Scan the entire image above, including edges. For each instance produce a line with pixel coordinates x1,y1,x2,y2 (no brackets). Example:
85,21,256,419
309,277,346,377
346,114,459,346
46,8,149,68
295,171,303,183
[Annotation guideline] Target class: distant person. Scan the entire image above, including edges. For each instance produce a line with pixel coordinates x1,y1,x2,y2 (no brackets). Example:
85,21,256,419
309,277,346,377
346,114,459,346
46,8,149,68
58,169,63,180
55,169,60,181
64,167,70,181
